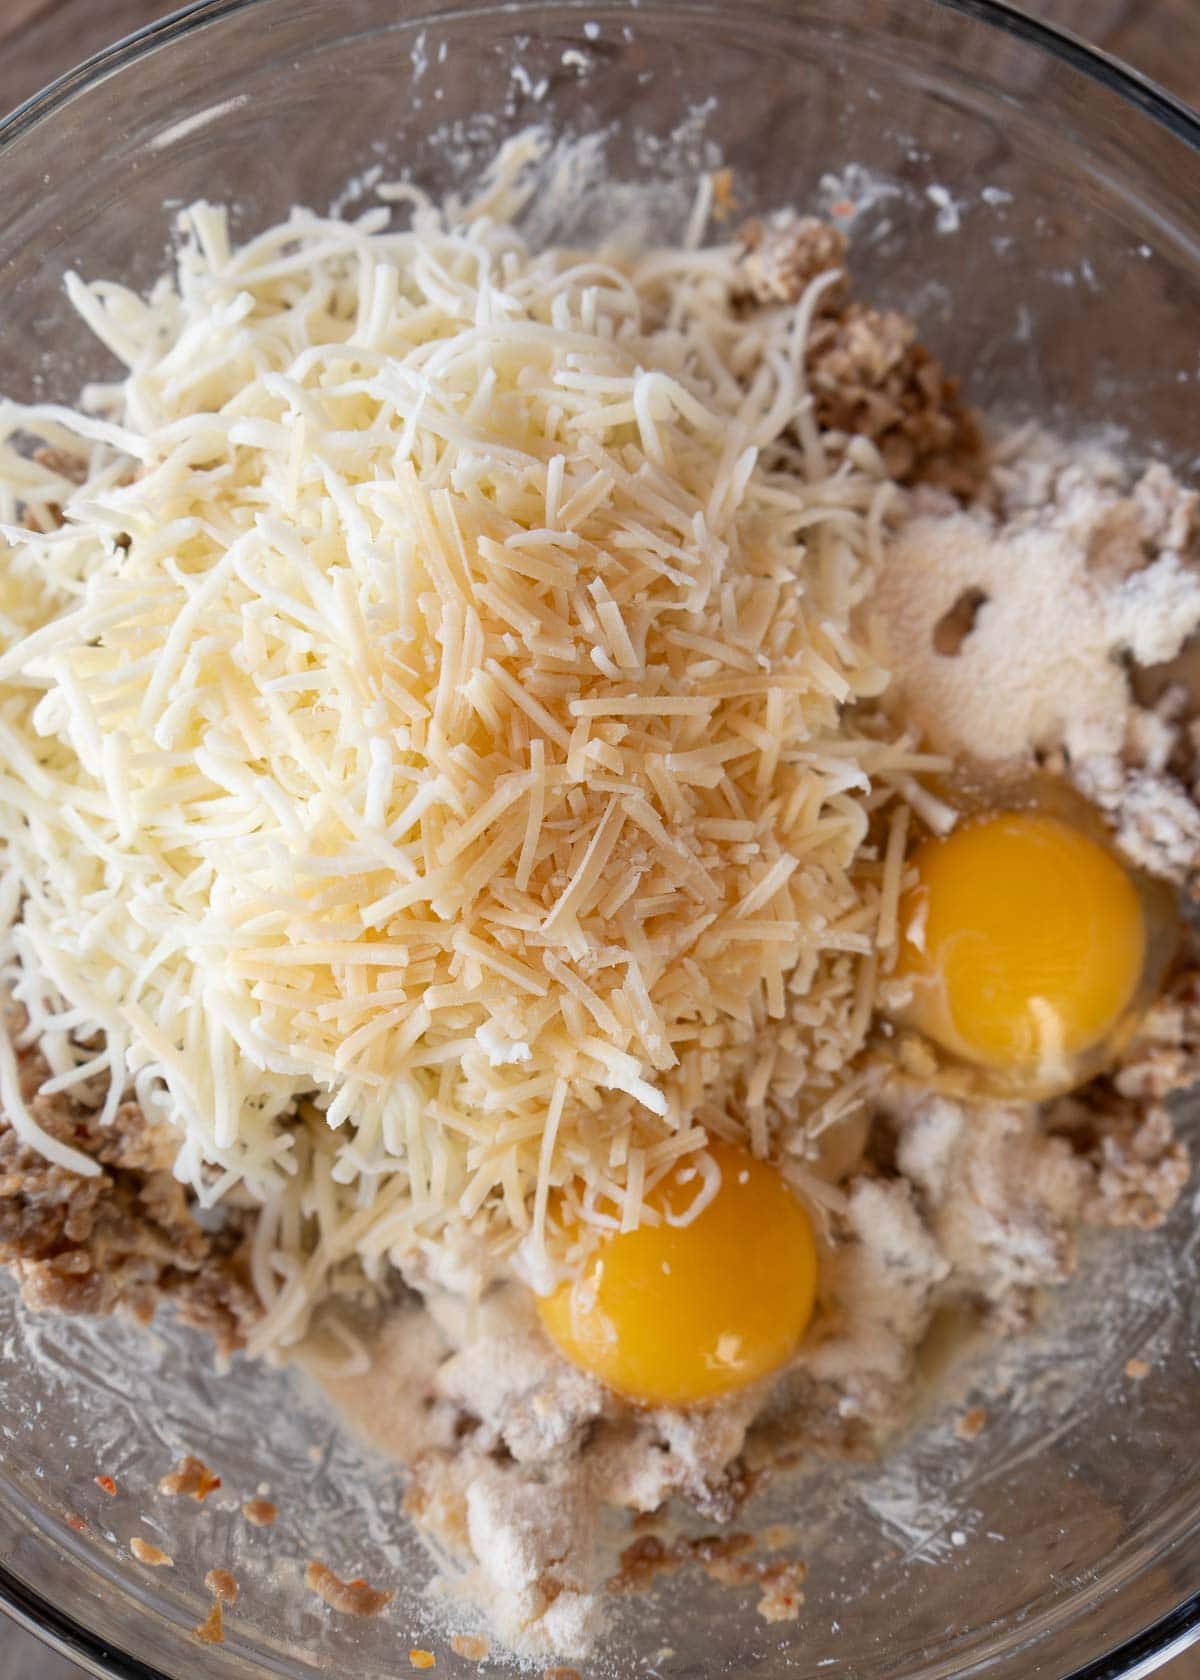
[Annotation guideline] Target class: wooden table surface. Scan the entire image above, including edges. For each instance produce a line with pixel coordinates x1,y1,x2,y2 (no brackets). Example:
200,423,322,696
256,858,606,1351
0,2,1198,1678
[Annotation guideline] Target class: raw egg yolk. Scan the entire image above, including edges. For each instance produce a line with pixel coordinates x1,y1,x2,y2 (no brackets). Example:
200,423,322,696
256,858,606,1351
538,1141,818,1407
897,810,1146,1080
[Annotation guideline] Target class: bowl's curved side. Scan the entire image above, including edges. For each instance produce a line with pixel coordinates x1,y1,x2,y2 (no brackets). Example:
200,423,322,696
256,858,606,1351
1069,1600,1200,1680
1,5,1200,1680
0,1559,172,1680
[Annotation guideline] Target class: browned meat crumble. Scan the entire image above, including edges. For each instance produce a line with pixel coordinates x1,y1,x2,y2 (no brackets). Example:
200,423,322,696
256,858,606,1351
205,1568,239,1604
304,1559,395,1617
192,1597,224,1645
0,1021,259,1355
159,1455,223,1501
130,1537,174,1568
737,213,983,494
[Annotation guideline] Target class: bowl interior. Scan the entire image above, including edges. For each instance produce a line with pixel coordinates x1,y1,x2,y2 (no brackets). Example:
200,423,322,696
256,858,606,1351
1,3,1200,1678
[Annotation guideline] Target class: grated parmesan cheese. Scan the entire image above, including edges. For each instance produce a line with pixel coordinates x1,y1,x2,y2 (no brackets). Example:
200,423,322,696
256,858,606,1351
0,168,923,1349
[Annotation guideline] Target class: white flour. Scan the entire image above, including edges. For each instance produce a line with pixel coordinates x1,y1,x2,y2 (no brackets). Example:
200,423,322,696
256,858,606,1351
874,437,1200,764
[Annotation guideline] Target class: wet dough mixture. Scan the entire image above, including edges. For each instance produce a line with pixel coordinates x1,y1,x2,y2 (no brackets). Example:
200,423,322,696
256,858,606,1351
0,207,1197,1660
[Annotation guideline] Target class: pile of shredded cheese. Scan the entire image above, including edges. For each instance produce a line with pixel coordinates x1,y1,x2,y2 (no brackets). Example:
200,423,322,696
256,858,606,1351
0,159,926,1350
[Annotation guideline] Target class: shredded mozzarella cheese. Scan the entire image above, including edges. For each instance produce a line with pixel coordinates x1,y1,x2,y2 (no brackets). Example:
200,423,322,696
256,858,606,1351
0,170,921,1349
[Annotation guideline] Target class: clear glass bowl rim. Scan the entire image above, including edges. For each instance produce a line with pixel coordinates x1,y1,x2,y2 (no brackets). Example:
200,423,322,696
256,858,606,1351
0,1,1198,1677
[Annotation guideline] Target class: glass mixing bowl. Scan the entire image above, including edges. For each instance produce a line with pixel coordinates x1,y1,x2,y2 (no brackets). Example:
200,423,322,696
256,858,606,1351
1,1,1199,1676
